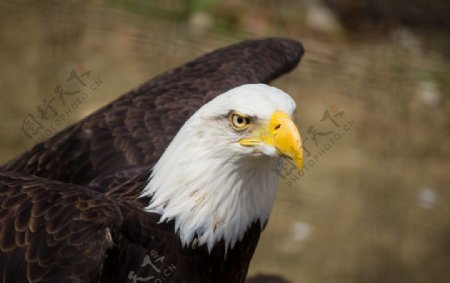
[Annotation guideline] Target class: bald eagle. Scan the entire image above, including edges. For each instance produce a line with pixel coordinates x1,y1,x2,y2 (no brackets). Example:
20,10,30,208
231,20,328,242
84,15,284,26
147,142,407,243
0,38,304,282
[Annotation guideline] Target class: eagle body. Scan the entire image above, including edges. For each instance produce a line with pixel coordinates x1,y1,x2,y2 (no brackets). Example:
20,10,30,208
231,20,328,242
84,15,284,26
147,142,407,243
0,170,261,283
0,38,305,282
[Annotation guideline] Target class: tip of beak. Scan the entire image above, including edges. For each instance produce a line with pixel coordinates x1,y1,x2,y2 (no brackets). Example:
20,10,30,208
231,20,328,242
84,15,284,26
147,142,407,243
295,155,303,171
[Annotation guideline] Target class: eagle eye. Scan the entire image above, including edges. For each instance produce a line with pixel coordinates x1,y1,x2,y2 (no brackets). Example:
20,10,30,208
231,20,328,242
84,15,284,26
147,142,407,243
230,113,250,130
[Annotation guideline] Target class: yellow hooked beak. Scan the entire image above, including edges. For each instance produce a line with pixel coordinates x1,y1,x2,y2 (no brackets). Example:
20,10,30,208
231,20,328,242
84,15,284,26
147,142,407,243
239,111,303,170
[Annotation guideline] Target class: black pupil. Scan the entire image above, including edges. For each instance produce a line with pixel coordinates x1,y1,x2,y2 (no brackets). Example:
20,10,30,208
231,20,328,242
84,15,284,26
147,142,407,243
237,117,244,124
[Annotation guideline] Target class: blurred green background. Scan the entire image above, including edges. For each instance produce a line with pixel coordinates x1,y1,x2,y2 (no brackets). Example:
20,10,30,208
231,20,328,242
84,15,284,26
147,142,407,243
0,1,449,282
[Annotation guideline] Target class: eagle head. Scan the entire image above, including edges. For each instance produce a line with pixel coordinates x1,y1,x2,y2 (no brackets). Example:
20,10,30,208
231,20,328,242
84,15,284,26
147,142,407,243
143,84,303,252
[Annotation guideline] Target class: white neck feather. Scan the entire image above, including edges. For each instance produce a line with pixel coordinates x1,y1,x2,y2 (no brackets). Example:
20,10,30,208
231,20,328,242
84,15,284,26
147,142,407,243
141,115,280,252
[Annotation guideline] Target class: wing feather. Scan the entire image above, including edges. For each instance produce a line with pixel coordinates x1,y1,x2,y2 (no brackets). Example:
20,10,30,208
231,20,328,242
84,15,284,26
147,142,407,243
3,38,304,189
0,171,168,283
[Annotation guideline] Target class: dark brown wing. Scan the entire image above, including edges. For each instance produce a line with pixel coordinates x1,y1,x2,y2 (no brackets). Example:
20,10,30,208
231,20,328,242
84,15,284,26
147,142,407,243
0,170,171,283
3,38,304,188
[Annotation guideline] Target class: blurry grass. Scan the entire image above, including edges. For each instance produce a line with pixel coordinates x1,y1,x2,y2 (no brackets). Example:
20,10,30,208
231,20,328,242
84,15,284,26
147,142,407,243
108,0,186,20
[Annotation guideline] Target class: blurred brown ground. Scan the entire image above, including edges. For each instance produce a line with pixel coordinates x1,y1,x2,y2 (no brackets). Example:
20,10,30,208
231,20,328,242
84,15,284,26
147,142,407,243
0,1,449,282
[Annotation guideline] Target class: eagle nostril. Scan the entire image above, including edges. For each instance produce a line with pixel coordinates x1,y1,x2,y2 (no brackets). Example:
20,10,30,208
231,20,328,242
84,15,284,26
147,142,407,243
274,124,281,130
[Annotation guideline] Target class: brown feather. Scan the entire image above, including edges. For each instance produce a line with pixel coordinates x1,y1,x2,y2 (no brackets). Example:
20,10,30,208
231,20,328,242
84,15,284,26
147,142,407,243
0,170,174,283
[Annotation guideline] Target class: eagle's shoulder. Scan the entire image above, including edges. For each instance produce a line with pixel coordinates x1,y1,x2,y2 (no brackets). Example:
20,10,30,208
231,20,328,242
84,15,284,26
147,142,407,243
0,170,169,283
